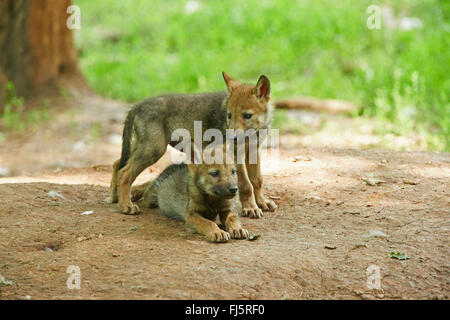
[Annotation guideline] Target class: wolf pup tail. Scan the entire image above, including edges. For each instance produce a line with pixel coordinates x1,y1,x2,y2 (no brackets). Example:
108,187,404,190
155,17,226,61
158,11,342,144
118,109,136,169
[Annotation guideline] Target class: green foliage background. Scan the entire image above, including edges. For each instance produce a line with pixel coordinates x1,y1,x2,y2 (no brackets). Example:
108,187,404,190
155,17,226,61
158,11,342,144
74,0,449,151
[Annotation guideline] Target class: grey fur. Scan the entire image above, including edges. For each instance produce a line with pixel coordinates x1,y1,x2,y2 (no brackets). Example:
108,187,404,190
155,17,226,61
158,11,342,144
118,92,228,170
143,164,190,221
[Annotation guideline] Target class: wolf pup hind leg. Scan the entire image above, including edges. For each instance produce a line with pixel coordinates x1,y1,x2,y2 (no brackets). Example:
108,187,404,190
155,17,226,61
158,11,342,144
113,109,169,214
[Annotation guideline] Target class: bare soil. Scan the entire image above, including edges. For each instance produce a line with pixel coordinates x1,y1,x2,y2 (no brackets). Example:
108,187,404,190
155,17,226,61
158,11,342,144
0,95,448,299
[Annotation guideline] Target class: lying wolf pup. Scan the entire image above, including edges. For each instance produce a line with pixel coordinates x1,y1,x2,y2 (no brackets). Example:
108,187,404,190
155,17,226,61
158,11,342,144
140,144,248,243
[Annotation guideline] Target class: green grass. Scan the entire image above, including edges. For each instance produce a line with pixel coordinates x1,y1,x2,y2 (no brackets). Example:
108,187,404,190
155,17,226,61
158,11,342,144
1,82,51,134
75,0,449,151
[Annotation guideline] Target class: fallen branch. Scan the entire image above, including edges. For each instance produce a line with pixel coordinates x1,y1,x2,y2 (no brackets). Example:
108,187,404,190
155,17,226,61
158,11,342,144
273,96,358,114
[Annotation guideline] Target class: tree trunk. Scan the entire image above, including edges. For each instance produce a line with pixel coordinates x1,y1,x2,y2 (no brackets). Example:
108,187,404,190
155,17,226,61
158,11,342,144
0,0,85,109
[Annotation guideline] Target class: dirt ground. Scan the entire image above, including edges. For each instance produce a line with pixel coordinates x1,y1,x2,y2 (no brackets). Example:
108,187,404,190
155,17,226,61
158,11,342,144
0,94,448,299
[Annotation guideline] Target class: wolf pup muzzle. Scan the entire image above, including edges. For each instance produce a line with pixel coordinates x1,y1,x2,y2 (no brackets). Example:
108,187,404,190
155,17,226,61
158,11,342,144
213,184,238,199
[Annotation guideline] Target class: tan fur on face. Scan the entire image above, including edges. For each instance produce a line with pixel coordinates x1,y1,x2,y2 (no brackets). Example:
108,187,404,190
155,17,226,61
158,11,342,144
225,81,271,132
187,143,237,198
197,164,236,193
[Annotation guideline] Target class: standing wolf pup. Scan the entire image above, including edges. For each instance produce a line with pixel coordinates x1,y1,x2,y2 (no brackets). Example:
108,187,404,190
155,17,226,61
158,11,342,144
110,72,277,218
140,144,248,243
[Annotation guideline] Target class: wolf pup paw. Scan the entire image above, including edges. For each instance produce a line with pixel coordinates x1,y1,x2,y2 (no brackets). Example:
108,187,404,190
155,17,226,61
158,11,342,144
208,230,231,243
120,203,140,215
241,201,263,219
256,197,278,212
228,227,249,239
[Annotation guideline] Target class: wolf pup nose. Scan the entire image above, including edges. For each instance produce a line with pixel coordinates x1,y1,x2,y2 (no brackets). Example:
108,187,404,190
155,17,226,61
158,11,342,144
213,183,238,199
228,186,238,194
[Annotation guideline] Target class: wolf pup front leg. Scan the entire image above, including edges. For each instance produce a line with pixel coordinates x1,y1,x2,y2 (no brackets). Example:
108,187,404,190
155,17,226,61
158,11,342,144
246,148,277,212
186,212,231,243
185,210,247,243
220,210,249,240
236,162,262,218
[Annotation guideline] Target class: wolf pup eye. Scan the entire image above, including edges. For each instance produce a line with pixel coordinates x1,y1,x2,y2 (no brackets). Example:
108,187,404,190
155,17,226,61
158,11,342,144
227,113,232,119
232,168,236,175
209,171,219,177
243,113,252,119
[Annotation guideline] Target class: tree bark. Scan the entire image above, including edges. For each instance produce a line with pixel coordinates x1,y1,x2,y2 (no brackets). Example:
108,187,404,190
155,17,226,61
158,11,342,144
0,0,85,109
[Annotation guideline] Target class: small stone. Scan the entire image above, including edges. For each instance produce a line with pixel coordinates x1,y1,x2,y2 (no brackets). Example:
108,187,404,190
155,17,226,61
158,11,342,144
324,244,337,250
365,230,389,239
362,177,385,186
343,211,360,215
76,236,88,242
48,191,65,200
290,156,312,162
0,275,13,285
352,244,368,250
353,290,363,296
403,179,419,185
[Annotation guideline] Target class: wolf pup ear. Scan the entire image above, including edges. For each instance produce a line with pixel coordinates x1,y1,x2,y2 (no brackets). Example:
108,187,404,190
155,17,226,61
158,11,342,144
254,75,271,100
222,71,240,93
